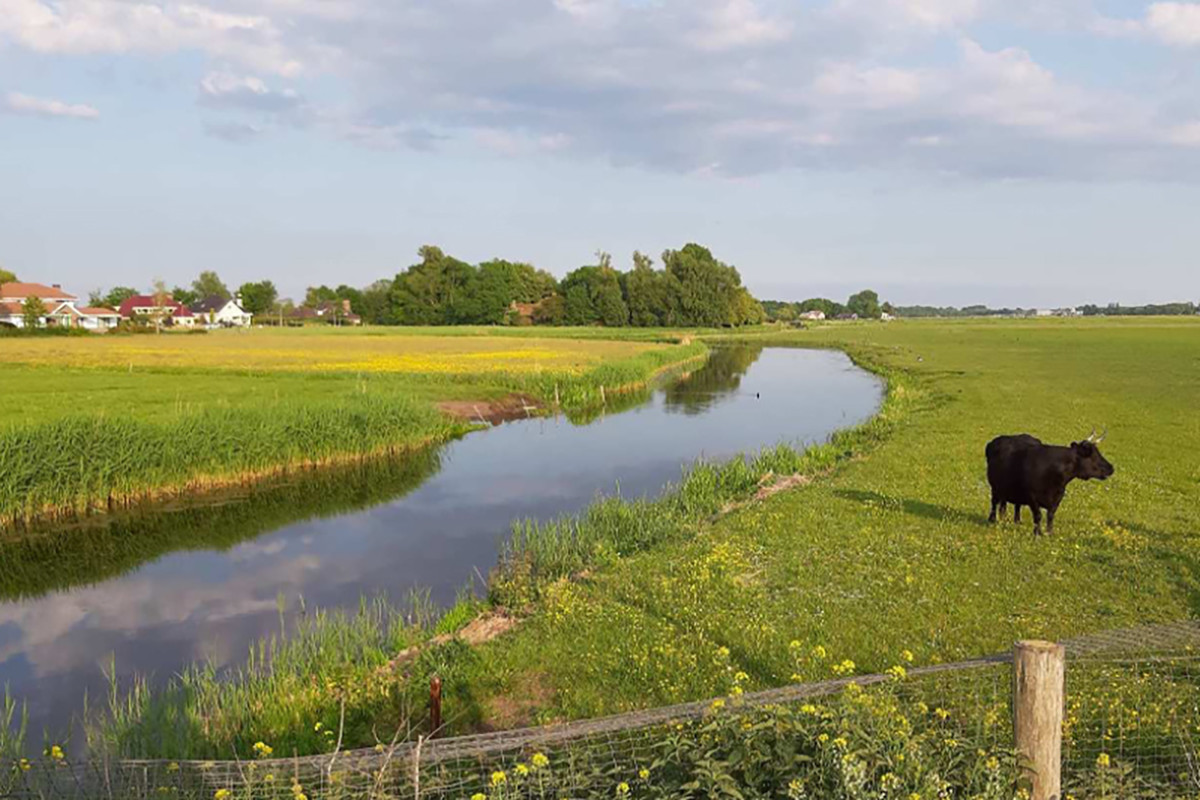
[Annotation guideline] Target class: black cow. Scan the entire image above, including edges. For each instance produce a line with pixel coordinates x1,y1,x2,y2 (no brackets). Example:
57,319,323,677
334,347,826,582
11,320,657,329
985,430,1114,535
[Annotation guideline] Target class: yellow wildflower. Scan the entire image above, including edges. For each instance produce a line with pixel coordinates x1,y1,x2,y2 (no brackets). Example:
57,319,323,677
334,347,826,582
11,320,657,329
934,707,950,720
812,645,828,660
711,699,726,711
639,768,650,780
617,781,630,795
214,791,231,800
471,795,486,800
1096,753,1111,768
901,650,914,663
800,704,817,715
19,758,31,772
532,752,550,769
818,733,830,744
252,741,273,758
491,771,507,786
48,745,65,761
733,671,749,683
265,775,275,783
515,763,530,777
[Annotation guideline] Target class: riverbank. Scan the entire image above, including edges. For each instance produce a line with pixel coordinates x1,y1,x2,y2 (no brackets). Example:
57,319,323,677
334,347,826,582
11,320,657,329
0,335,707,528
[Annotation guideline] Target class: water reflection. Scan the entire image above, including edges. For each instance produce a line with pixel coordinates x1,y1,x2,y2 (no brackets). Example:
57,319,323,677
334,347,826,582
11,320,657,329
663,345,763,414
0,346,883,739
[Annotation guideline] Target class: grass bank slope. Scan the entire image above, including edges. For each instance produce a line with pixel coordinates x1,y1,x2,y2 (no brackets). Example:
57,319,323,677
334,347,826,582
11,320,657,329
469,317,1200,722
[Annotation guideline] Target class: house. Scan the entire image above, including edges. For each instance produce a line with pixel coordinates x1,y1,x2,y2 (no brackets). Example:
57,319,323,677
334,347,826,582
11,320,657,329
286,299,361,326
0,282,121,330
835,312,859,321
117,295,197,328
191,295,253,328
797,309,826,321
880,311,895,321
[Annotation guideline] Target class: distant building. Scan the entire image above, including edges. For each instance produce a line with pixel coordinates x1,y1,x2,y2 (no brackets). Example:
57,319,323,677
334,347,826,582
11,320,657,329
191,295,253,328
285,299,361,326
835,312,859,321
798,309,826,321
118,294,197,328
880,311,895,321
0,282,121,330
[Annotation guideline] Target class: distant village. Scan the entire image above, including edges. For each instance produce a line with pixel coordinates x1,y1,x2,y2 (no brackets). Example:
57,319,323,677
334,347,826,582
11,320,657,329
0,281,361,331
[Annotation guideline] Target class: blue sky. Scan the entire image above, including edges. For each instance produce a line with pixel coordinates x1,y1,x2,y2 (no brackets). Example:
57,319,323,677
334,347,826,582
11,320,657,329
2,0,1199,307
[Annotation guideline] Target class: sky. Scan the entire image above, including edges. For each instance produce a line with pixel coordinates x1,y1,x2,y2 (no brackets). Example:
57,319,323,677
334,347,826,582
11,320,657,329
1,0,1199,308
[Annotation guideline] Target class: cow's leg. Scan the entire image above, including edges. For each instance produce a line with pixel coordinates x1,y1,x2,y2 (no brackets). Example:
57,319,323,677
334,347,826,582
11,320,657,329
1014,504,1022,523
1046,506,1056,535
989,495,1000,523
1030,505,1043,536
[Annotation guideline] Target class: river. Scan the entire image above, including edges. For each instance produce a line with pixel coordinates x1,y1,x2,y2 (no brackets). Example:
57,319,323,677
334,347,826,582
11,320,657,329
0,345,882,739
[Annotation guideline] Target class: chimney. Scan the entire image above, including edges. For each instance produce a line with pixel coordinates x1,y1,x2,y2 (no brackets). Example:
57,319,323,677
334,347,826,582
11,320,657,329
52,283,62,289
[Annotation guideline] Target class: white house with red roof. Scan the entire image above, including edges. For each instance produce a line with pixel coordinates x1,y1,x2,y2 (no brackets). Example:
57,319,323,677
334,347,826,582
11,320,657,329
117,294,197,327
0,282,121,330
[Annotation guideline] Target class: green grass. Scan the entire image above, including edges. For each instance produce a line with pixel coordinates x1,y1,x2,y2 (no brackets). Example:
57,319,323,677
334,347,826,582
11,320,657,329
468,317,1200,722
38,317,1200,780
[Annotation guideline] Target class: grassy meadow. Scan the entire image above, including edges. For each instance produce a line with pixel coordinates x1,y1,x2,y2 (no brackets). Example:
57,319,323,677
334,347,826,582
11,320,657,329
78,316,1200,778
0,328,706,526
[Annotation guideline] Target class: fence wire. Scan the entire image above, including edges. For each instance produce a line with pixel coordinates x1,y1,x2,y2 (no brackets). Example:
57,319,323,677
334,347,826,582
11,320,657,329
3,621,1199,800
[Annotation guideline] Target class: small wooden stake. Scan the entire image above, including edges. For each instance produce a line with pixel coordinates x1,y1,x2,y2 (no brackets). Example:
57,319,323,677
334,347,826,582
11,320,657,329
600,385,606,405
1013,640,1065,800
429,675,443,738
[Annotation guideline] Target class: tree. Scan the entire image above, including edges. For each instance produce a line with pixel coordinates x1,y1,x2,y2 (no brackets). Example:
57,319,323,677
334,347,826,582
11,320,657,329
846,290,881,320
625,251,672,327
0,267,16,284
22,296,46,329
390,246,478,325
357,280,395,325
798,298,844,318
304,285,338,308
172,286,198,306
103,287,139,309
532,294,567,325
150,278,172,333
192,271,230,301
238,280,278,315
662,243,743,326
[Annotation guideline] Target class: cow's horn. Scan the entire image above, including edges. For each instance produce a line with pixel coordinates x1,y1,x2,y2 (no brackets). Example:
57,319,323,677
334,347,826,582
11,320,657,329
1085,427,1097,442
1095,428,1107,443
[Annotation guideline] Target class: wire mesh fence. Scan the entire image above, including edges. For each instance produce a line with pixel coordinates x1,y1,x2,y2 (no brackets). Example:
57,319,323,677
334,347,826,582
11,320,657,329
3,621,1199,800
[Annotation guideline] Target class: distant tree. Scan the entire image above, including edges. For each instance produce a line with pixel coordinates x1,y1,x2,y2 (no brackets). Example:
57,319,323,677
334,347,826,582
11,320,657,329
798,298,845,318
881,301,895,316
662,243,743,326
532,294,567,325
625,251,673,327
150,278,171,333
192,271,230,301
357,280,395,324
22,296,46,329
103,286,139,309
172,286,198,306
732,288,766,325
561,263,627,326
846,290,881,319
238,280,278,315
0,267,16,284
304,285,339,309
563,283,597,326
390,246,478,325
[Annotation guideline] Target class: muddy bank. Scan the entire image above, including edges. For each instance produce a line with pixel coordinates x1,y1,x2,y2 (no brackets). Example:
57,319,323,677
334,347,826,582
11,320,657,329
437,394,544,424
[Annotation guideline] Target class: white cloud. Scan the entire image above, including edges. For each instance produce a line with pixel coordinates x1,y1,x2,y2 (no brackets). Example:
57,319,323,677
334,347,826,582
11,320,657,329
1093,2,1200,46
2,0,1200,179
1145,2,1200,45
3,90,99,119
0,0,305,75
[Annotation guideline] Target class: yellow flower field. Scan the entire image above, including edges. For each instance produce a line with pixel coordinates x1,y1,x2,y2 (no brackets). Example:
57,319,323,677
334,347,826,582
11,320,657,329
0,329,668,375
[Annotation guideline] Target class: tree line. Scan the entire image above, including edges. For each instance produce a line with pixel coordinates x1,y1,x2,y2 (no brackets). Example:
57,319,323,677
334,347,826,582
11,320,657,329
306,243,765,327
763,290,891,321
78,244,764,328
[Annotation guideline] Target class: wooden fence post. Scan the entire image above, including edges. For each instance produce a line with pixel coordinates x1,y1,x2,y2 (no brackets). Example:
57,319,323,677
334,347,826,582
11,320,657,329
429,675,443,738
1013,640,1065,800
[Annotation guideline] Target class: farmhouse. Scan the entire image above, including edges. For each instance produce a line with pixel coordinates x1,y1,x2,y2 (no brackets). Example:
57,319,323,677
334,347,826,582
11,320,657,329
0,282,121,330
798,309,826,321
191,295,253,328
117,295,197,327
